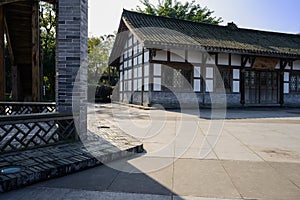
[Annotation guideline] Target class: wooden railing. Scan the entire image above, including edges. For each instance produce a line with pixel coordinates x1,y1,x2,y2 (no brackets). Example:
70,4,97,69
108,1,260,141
0,113,76,153
0,102,56,115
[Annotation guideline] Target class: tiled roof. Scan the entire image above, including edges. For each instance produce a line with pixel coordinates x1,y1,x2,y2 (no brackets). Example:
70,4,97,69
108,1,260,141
110,9,300,65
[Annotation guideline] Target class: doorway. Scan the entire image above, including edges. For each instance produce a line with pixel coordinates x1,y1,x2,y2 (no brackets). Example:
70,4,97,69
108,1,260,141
245,71,279,104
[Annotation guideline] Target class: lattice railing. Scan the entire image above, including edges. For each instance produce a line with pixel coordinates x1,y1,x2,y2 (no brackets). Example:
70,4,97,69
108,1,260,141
0,102,56,115
0,113,76,153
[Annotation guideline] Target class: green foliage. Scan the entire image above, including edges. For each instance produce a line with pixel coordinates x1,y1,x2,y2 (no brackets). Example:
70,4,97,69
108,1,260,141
88,35,116,85
136,0,222,24
40,2,56,101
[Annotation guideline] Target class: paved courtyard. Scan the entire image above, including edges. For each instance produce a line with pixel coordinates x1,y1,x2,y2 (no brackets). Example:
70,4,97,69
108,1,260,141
2,104,300,200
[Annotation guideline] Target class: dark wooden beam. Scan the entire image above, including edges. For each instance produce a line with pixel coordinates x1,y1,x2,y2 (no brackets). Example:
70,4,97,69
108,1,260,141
279,60,288,106
0,0,21,6
0,7,5,101
32,1,40,102
0,0,57,6
141,48,145,105
240,56,247,105
4,10,19,100
3,14,14,66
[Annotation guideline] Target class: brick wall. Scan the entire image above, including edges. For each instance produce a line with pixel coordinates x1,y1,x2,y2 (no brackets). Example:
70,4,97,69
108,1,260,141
284,94,300,106
56,0,88,136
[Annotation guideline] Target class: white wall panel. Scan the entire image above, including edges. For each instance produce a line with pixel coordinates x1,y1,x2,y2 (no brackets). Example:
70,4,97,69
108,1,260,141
194,66,201,78
294,60,300,70
233,81,240,92
153,78,161,91
206,67,214,78
206,80,213,92
153,50,167,61
194,79,201,92
284,83,289,94
233,69,240,79
138,79,142,91
128,69,132,79
144,78,149,91
144,51,149,63
231,54,241,66
134,79,138,91
138,66,142,77
218,53,229,65
154,64,161,76
206,55,215,64
284,72,289,82
144,64,149,77
171,49,185,62
188,51,202,63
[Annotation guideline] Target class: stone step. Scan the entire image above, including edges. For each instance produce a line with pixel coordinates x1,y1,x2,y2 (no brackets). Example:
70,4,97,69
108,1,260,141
0,140,143,193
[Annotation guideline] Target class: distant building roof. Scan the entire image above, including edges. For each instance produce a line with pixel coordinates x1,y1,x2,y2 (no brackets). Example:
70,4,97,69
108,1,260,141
110,9,300,66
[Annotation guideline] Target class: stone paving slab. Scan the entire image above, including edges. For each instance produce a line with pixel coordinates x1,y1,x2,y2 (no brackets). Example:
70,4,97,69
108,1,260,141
0,186,246,200
0,187,172,200
173,159,241,199
222,160,300,200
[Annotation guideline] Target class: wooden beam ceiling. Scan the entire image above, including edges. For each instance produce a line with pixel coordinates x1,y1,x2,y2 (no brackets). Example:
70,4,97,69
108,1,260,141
0,0,57,6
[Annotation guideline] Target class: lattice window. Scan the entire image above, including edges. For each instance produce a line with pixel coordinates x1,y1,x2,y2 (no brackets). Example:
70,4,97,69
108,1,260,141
162,67,192,91
215,68,232,93
290,73,300,92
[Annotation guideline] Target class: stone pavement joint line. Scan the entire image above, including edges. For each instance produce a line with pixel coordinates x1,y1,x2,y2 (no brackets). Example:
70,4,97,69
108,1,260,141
0,126,143,193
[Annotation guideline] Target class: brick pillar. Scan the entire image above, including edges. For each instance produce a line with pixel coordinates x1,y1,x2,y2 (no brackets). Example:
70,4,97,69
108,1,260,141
56,0,88,136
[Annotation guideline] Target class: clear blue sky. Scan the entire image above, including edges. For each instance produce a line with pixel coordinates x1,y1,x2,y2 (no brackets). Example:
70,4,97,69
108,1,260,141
88,0,300,37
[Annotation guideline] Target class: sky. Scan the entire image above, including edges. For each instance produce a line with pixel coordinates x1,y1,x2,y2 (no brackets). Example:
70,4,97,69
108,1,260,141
88,0,300,37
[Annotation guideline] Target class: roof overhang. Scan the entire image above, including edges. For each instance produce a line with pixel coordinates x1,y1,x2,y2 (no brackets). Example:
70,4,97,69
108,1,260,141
109,10,300,66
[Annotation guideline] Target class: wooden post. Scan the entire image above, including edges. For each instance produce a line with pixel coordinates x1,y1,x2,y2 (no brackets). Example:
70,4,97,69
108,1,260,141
240,56,248,105
0,6,5,101
32,1,40,102
201,53,207,105
141,48,144,105
279,60,287,106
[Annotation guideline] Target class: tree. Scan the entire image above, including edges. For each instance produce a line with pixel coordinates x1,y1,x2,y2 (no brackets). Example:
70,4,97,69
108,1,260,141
88,35,116,102
88,35,116,85
40,2,56,101
136,0,222,25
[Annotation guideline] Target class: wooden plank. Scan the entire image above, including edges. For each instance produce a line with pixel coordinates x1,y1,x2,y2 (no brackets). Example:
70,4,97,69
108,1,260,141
0,7,5,101
32,1,40,102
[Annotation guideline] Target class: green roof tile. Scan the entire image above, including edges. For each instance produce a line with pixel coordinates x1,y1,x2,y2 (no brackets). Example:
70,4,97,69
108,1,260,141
110,10,300,65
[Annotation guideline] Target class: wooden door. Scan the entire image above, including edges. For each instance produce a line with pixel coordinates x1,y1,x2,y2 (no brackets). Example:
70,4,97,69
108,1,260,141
245,71,278,104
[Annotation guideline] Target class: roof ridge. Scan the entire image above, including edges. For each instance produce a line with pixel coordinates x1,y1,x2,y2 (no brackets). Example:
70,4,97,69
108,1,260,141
122,9,300,37
122,9,222,28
